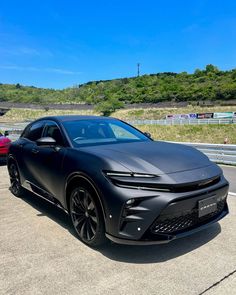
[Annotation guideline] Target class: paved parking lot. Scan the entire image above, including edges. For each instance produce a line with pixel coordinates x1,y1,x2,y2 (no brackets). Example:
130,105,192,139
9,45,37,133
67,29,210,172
0,164,236,295
221,165,236,194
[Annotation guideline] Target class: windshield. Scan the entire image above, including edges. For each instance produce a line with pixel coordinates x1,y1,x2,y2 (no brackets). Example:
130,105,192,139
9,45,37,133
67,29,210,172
63,119,150,147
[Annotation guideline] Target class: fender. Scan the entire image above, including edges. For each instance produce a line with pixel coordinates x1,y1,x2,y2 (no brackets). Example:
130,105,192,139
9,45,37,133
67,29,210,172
64,172,107,220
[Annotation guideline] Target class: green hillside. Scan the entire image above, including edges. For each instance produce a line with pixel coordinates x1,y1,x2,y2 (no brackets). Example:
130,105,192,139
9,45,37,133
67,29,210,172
1,65,236,112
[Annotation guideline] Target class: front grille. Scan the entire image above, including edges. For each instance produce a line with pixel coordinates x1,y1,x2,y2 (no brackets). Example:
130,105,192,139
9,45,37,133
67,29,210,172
151,199,225,235
170,176,221,193
110,175,221,193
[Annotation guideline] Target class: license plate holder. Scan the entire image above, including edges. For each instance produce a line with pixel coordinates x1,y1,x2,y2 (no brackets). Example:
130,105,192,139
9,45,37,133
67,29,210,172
198,195,217,218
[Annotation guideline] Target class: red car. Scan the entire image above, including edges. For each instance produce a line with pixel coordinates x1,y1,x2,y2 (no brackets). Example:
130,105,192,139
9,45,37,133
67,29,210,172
0,132,11,157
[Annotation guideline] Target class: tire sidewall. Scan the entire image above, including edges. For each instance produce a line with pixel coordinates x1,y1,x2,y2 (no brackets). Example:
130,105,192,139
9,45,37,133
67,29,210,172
69,179,106,247
8,161,23,198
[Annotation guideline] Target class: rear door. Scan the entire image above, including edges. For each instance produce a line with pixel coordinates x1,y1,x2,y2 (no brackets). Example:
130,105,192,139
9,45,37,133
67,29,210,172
19,120,46,187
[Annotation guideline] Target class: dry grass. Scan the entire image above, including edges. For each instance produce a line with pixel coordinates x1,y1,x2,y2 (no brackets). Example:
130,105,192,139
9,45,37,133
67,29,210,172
0,106,235,144
138,124,236,144
113,106,236,144
0,108,99,122
113,106,236,120
1,106,235,122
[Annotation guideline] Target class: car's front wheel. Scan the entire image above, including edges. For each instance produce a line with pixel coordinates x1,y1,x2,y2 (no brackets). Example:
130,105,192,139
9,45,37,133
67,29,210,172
8,161,24,198
69,181,106,247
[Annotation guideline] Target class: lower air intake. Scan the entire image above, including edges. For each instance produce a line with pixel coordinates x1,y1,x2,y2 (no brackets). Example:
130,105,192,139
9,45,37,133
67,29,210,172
151,200,225,235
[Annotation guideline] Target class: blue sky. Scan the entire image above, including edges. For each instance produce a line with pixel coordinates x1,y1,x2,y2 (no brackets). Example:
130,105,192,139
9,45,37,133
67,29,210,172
0,0,236,89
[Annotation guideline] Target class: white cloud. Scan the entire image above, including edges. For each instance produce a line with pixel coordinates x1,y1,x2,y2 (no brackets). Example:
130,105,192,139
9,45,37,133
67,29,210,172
0,46,53,57
0,65,81,75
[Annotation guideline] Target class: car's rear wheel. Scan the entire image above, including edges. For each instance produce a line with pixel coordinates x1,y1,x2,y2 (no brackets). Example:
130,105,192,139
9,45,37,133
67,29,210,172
8,162,24,198
69,181,106,247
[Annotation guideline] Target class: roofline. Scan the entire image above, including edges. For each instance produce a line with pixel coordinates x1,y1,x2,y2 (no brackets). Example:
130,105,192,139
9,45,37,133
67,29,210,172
31,115,120,123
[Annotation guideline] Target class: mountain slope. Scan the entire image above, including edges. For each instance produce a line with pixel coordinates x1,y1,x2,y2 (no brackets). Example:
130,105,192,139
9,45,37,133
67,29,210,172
0,65,236,105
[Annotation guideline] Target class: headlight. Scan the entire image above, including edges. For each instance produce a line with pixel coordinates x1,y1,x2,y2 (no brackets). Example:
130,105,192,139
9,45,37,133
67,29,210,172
104,171,171,192
105,171,156,178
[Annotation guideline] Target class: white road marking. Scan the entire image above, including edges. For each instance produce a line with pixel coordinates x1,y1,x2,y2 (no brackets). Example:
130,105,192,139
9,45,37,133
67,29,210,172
229,192,236,196
220,164,236,169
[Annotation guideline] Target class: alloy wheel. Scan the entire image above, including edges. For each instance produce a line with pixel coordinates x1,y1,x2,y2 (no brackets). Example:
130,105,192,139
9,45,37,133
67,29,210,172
9,163,21,196
71,187,98,242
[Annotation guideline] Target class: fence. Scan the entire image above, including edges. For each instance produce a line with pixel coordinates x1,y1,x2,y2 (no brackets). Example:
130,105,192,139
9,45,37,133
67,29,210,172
129,118,236,125
170,142,236,165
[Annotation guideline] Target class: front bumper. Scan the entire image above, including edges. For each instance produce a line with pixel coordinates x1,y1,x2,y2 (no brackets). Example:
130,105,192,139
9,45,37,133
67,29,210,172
102,174,229,244
105,204,228,245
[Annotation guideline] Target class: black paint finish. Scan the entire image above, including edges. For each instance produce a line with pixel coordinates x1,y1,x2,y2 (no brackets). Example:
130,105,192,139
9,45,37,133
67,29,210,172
7,115,229,245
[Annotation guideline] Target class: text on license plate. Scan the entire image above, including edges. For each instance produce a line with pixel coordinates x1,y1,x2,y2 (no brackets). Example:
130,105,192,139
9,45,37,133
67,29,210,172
198,195,217,218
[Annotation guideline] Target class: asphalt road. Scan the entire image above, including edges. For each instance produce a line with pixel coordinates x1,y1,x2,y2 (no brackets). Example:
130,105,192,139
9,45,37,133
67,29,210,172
220,165,236,194
0,164,236,295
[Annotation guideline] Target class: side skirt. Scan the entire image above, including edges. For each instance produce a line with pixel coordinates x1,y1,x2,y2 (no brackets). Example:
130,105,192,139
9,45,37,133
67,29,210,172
21,180,68,214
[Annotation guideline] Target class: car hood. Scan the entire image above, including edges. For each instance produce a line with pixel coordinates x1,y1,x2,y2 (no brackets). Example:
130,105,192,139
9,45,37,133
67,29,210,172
80,141,213,175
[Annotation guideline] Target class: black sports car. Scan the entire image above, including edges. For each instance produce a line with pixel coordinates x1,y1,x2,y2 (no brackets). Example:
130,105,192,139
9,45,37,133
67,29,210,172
7,116,229,247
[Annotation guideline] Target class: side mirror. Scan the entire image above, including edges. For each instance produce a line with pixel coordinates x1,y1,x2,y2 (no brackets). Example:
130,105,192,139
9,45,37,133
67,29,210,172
144,132,152,139
4,130,9,137
36,137,56,147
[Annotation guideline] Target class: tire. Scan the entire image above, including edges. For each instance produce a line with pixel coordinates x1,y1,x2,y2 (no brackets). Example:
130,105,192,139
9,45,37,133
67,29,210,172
69,180,107,247
8,161,24,198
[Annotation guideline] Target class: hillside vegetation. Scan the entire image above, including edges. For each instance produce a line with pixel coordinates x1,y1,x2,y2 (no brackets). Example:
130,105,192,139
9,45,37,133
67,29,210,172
0,65,236,115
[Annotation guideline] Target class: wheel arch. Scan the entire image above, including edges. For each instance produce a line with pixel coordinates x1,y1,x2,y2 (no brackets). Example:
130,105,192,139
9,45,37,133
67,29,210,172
65,173,106,220
7,154,16,165
7,155,20,175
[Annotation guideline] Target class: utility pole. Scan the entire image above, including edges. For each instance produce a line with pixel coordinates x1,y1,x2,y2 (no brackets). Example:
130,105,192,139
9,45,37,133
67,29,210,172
137,63,140,77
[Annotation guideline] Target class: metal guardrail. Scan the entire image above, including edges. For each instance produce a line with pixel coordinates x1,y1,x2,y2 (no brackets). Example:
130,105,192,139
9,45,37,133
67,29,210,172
129,118,236,125
171,142,236,165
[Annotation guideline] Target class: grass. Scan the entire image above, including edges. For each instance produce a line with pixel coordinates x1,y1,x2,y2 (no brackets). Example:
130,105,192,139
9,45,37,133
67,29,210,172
114,106,236,144
137,124,236,144
1,106,235,122
0,106,235,144
113,106,236,120
0,108,98,122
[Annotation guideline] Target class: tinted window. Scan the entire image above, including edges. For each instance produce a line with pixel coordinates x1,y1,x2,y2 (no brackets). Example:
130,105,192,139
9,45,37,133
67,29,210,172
110,123,138,140
43,122,65,146
23,121,45,142
63,119,150,147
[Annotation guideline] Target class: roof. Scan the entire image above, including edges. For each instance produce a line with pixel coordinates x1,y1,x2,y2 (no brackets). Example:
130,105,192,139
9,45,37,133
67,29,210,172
36,115,116,123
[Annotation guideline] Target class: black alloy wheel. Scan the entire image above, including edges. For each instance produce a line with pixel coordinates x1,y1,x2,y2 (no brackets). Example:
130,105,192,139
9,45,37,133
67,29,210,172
70,183,106,247
8,162,23,197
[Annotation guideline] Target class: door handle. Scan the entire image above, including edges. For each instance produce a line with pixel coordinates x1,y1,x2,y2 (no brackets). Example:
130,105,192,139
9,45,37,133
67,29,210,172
31,148,39,154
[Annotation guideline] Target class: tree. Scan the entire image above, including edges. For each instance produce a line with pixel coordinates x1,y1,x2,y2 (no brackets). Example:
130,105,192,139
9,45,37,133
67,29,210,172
15,83,21,89
95,97,124,116
194,69,202,77
205,64,219,73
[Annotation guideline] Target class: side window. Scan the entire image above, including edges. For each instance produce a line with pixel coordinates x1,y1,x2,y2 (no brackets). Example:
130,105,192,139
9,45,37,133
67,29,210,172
23,121,45,142
43,122,64,146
